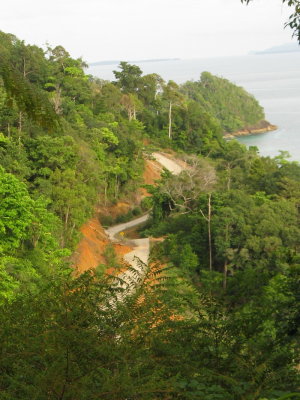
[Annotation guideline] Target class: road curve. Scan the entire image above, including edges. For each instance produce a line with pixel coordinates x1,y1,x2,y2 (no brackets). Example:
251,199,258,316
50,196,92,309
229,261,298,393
106,214,149,243
104,152,184,297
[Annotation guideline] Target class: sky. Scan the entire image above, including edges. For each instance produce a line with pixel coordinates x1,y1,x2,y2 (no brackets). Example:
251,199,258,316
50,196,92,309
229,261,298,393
0,0,297,62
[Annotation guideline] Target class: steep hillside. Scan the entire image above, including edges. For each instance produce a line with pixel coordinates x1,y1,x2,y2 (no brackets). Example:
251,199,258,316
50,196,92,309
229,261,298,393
181,71,267,133
1,30,300,399
72,154,164,273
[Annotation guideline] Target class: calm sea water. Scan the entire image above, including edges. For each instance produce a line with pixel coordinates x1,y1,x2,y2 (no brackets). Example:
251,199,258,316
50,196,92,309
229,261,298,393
88,52,300,161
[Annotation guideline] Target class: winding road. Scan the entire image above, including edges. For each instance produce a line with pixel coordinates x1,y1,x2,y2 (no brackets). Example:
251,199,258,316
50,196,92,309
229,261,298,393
104,152,183,296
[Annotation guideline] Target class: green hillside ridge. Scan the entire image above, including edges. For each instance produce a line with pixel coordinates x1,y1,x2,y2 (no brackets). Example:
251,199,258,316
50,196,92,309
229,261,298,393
181,71,266,133
0,31,300,399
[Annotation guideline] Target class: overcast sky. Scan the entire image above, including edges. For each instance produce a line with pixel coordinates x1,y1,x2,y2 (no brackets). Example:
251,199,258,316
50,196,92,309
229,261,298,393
0,0,296,62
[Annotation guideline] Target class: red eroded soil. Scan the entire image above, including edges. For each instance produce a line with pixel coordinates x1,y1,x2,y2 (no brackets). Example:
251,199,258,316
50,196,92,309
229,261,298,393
72,156,165,274
72,217,132,275
139,158,163,198
143,159,162,185
72,217,107,274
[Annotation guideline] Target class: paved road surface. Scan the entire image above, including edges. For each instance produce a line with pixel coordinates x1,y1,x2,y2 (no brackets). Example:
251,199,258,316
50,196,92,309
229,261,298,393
106,214,149,243
104,152,184,298
152,152,183,175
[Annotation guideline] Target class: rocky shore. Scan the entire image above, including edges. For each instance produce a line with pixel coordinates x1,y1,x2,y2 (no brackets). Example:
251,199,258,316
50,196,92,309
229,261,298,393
223,120,277,139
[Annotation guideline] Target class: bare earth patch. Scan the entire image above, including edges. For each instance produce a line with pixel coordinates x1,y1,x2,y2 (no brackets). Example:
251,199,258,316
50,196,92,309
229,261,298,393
72,152,183,276
72,217,132,275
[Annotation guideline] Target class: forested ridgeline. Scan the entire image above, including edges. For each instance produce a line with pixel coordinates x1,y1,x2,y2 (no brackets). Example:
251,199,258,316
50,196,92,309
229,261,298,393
0,31,300,399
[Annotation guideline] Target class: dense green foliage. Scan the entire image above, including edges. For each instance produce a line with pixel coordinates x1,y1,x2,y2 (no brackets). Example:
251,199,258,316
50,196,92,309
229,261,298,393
0,31,299,399
182,72,265,132
0,31,145,246
142,144,300,398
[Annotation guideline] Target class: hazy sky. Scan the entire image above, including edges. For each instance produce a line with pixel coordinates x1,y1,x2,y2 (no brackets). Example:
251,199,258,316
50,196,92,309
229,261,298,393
0,0,296,62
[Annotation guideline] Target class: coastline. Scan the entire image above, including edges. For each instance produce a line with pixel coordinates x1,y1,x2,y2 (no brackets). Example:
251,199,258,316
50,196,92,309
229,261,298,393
223,120,277,139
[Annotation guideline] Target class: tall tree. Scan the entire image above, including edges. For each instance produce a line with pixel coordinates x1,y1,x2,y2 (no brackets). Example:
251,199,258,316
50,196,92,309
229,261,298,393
158,156,217,270
162,80,184,139
113,61,143,93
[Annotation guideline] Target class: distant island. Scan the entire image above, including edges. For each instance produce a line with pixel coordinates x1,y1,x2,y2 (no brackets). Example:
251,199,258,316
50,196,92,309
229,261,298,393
250,42,300,55
89,58,180,67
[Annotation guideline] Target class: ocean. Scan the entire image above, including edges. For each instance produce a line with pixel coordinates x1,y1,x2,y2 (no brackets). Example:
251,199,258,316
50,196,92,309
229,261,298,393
88,52,300,161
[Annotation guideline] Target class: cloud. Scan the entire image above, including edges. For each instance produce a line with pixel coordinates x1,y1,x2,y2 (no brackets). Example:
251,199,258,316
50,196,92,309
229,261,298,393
0,0,294,61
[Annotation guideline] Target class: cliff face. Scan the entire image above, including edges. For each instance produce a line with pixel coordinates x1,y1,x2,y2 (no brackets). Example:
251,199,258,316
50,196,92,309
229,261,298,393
223,120,277,139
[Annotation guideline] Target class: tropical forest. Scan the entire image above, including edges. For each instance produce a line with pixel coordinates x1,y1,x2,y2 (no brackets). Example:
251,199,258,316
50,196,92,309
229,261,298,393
0,11,300,399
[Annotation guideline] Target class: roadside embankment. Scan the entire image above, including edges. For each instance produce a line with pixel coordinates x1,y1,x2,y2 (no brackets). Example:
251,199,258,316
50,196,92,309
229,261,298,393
103,152,184,296
72,152,184,277
71,217,132,275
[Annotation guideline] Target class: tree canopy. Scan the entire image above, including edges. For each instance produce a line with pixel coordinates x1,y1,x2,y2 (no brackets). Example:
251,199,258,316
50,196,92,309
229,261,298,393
0,30,299,399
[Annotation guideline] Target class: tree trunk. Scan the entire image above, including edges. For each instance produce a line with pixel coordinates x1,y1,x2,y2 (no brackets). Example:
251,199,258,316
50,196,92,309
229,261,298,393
114,176,119,199
133,104,136,120
23,57,26,78
208,193,212,271
64,205,70,231
52,86,62,114
223,223,229,289
70,222,76,239
168,101,172,139
18,111,23,146
223,261,228,290
128,107,133,121
226,164,231,191
104,180,108,206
